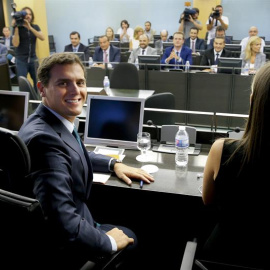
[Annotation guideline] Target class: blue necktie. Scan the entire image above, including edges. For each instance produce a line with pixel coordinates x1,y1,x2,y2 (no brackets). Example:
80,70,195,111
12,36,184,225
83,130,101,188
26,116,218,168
72,128,82,149
176,52,179,69
73,48,77,52
215,53,219,65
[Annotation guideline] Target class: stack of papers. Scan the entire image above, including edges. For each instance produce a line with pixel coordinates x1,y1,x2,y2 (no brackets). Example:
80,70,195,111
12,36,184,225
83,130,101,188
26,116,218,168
92,146,125,184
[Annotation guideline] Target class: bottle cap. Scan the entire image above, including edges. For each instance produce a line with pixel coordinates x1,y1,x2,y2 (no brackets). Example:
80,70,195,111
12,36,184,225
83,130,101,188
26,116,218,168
179,126,185,130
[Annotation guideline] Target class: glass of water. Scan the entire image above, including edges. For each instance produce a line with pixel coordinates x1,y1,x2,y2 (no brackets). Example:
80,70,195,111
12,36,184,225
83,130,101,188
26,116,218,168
136,132,151,162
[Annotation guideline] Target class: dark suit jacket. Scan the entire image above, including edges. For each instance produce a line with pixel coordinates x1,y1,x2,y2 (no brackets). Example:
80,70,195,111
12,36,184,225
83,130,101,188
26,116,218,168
18,104,113,259
161,45,193,67
3,36,13,48
93,45,121,65
64,43,90,61
200,48,232,66
207,36,232,50
184,38,205,50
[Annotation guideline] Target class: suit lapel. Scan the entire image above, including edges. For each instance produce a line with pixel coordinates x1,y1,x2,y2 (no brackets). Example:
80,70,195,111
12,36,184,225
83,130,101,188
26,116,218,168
36,104,91,188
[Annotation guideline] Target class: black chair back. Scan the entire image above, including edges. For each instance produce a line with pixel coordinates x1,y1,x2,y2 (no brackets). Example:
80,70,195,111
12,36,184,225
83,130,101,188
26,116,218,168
18,76,40,100
0,62,12,90
110,63,139,89
144,92,176,126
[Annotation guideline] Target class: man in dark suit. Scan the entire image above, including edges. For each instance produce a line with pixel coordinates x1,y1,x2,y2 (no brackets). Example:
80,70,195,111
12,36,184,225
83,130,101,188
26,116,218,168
93,35,120,68
161,31,193,69
18,52,154,269
2,26,13,49
200,36,232,67
64,31,89,62
184,27,205,52
207,25,231,50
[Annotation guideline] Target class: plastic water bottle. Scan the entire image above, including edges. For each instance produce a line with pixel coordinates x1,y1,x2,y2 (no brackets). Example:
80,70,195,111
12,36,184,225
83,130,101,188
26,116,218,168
88,57,94,67
175,126,189,167
135,58,139,70
103,76,110,94
242,63,249,76
185,60,190,72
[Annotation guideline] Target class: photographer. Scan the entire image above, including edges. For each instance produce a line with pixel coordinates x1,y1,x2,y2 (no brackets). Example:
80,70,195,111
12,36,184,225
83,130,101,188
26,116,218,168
178,7,202,39
12,6,45,93
206,5,229,45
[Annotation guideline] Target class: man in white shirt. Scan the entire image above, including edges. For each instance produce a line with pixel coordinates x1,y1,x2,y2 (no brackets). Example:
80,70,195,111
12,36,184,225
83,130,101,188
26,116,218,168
2,27,13,49
240,26,265,53
128,34,157,64
206,5,229,45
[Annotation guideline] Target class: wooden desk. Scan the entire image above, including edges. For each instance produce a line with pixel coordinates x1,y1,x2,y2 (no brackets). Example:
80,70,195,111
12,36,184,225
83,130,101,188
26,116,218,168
87,87,155,98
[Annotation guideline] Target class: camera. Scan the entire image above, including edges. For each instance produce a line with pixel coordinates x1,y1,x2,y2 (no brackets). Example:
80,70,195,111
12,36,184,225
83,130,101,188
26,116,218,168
210,9,220,19
11,3,27,27
180,8,196,22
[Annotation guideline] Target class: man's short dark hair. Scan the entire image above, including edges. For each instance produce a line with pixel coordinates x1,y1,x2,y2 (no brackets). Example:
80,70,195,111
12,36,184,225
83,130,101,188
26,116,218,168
37,53,86,86
22,7,34,23
216,26,225,32
99,35,109,41
190,27,199,33
70,31,80,39
214,36,225,43
145,21,151,26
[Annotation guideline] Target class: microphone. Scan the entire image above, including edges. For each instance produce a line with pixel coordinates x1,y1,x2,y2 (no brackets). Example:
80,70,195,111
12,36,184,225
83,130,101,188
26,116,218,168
147,120,160,142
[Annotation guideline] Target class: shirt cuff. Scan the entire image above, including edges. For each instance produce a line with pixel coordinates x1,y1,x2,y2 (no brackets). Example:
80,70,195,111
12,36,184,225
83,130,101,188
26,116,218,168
107,235,117,253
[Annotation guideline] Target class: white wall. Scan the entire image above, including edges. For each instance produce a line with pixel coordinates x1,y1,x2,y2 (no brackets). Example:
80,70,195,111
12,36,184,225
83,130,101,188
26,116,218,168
45,0,270,53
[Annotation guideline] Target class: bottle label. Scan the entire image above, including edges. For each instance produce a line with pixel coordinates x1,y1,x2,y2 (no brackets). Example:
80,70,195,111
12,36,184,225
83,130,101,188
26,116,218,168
176,138,189,147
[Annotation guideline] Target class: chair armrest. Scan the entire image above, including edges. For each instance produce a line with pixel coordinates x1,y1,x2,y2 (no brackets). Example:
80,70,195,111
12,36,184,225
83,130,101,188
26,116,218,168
180,240,197,270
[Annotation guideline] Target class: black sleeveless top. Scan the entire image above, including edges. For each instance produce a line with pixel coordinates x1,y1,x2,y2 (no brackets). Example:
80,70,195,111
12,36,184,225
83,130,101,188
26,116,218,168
202,140,269,269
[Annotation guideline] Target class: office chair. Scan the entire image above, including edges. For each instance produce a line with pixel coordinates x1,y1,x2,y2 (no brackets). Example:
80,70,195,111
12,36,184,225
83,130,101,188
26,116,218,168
18,76,41,100
144,92,176,126
120,51,131,62
0,127,128,270
0,62,12,90
110,63,139,90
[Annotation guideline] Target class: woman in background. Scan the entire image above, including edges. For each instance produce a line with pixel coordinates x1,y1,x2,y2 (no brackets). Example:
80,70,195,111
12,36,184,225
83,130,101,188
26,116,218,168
105,27,118,41
201,62,270,269
117,20,134,43
240,36,266,74
129,26,144,51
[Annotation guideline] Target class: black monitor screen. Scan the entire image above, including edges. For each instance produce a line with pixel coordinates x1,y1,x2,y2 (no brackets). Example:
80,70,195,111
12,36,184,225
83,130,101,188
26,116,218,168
0,90,29,131
138,55,161,70
217,57,242,74
70,52,86,63
84,95,145,149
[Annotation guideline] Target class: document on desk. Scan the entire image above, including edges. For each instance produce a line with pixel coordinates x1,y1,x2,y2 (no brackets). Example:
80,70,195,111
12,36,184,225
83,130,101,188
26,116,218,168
92,146,125,184
153,144,201,155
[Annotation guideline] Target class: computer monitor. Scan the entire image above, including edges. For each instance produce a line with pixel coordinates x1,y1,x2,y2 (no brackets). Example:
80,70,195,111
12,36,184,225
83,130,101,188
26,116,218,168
0,90,29,131
138,55,161,70
217,57,242,74
84,95,145,149
162,42,173,50
70,52,86,63
225,44,242,52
